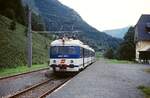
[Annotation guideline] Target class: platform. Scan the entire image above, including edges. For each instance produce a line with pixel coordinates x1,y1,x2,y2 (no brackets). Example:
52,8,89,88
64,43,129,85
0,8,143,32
47,59,150,98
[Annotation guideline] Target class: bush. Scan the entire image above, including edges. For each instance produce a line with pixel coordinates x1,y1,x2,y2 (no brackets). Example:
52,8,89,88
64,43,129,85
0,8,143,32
0,15,51,68
116,27,135,61
104,48,114,59
0,0,26,25
9,20,16,31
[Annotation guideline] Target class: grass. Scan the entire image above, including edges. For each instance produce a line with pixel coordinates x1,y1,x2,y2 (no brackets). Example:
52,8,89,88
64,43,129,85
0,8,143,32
138,85,150,98
144,68,150,73
0,14,52,67
0,64,48,77
96,52,103,59
106,59,134,64
95,52,134,64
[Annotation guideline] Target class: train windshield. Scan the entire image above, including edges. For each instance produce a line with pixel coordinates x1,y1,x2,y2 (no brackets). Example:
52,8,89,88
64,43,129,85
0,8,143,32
50,46,80,58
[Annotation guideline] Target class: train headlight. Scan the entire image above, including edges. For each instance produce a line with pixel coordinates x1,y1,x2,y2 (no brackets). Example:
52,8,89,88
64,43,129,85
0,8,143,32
53,60,56,63
70,60,74,63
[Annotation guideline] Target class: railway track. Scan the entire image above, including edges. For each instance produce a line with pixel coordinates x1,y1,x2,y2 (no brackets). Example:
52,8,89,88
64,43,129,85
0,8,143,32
0,68,49,80
5,77,72,98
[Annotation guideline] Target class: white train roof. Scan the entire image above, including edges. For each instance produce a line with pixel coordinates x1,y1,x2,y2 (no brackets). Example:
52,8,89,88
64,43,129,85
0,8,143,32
51,38,95,52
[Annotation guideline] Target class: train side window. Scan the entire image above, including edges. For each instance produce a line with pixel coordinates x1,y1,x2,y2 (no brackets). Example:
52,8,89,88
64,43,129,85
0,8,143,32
85,49,87,57
88,50,90,57
85,49,89,57
80,47,83,57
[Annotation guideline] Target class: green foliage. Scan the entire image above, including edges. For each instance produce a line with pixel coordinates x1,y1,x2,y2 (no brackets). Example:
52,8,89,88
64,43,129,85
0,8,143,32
0,64,47,77
106,59,134,64
24,5,45,31
0,0,26,25
138,85,150,98
9,20,16,31
31,13,45,31
0,15,52,68
96,52,103,58
144,68,150,73
25,0,122,51
116,27,135,61
104,48,114,59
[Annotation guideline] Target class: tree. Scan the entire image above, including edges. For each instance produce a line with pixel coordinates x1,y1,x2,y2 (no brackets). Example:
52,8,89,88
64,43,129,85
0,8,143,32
9,10,16,31
0,0,26,25
9,20,16,31
104,48,114,59
31,13,45,31
116,27,135,61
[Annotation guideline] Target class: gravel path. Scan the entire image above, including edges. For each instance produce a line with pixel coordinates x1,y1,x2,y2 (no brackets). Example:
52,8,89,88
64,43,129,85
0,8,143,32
0,69,51,97
47,59,150,98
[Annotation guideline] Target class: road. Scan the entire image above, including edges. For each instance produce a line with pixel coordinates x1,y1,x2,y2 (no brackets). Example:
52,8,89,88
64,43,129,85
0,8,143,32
47,59,150,98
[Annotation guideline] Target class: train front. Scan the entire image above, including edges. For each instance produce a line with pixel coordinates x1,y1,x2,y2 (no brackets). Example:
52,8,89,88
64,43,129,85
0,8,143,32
49,38,82,72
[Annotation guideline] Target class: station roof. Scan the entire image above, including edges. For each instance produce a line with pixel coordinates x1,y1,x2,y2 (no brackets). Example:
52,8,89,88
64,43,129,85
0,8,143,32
135,14,150,42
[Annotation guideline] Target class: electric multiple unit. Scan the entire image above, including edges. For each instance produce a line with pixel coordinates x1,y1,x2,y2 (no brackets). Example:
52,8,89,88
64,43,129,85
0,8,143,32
49,38,95,72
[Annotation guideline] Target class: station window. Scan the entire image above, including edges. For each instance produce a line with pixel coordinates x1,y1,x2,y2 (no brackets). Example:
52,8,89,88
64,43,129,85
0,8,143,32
146,23,150,32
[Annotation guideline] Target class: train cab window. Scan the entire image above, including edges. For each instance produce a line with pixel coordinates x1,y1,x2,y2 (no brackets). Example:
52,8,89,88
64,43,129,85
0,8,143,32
50,46,79,55
68,46,77,54
50,46,59,54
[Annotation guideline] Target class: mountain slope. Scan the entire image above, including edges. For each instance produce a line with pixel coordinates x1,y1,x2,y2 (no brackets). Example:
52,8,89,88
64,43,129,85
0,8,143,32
0,0,26,25
104,27,130,38
22,0,122,50
0,15,52,67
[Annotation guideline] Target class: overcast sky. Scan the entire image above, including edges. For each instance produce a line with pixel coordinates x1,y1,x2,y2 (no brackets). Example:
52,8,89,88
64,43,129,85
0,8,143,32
58,0,150,31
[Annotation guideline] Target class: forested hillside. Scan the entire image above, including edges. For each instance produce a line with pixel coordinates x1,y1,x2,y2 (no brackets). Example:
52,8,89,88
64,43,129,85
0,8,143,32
104,27,129,38
0,0,26,25
0,0,53,67
116,27,135,60
104,27,135,60
0,15,52,67
22,0,122,50
0,0,123,67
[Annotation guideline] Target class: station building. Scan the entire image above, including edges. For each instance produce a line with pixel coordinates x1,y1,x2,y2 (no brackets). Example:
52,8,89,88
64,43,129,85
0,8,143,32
135,14,150,63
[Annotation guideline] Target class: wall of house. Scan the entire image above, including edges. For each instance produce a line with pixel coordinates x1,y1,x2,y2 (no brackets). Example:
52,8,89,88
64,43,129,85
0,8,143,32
136,41,150,61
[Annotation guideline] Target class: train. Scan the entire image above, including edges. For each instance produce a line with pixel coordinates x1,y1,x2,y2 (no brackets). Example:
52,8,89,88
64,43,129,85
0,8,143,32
49,37,95,72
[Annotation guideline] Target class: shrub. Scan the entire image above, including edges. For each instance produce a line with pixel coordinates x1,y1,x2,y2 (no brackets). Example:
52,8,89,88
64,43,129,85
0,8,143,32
104,48,114,59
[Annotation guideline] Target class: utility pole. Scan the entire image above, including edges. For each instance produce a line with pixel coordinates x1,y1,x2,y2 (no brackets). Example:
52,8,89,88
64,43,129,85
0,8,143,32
27,8,32,67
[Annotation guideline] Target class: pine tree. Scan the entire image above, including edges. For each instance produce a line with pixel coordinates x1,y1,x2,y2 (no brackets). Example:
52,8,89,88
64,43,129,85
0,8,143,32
116,27,135,60
9,20,16,31
104,48,114,59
